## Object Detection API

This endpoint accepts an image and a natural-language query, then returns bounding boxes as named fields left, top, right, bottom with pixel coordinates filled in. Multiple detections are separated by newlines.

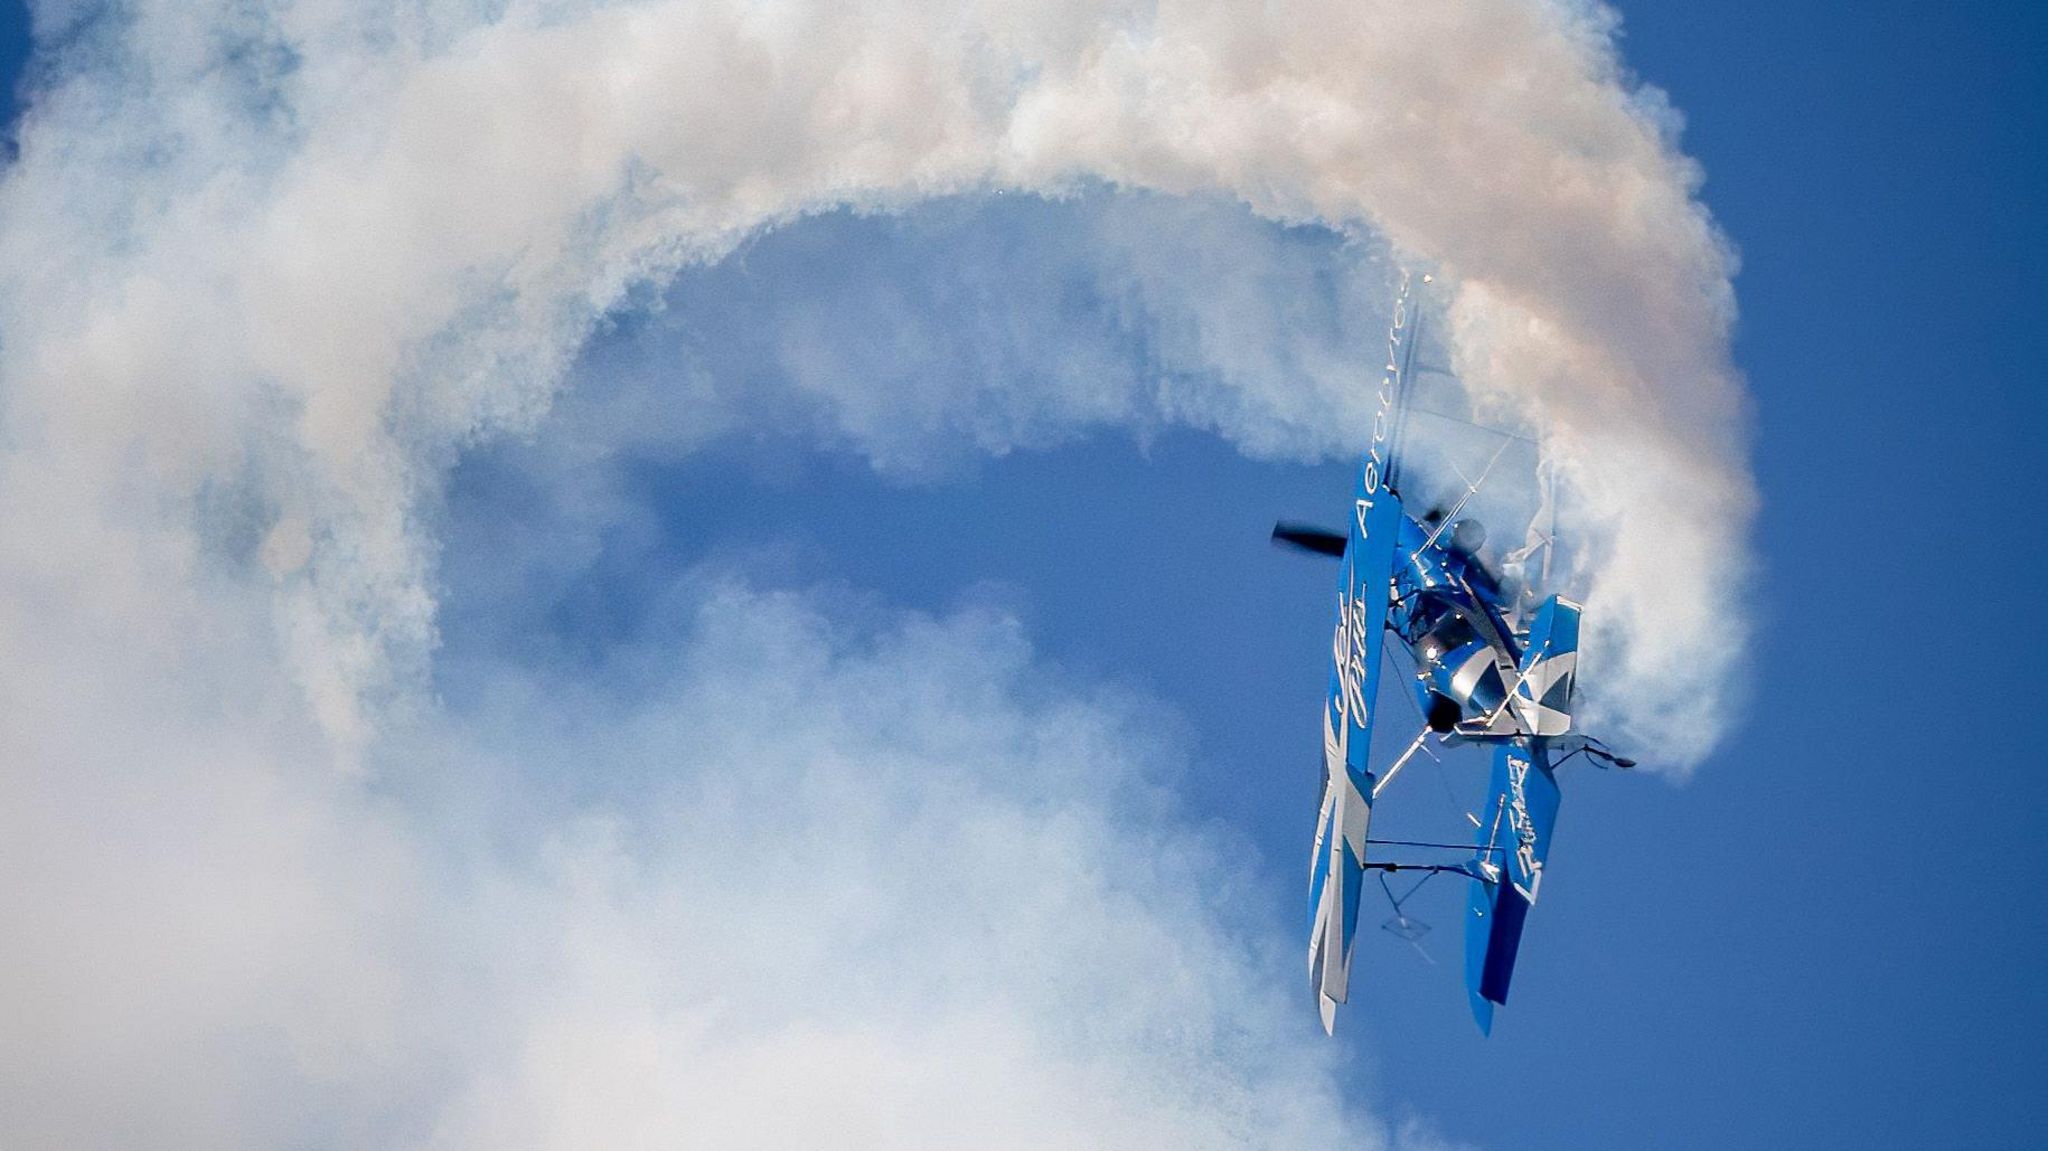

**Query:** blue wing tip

left=1469, top=991, right=1495, bottom=1036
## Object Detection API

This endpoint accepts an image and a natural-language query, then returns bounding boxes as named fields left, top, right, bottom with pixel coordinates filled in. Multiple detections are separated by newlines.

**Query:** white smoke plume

left=6, top=564, right=1425, bottom=1146
left=0, top=0, right=1749, bottom=1142
left=2, top=0, right=1749, bottom=763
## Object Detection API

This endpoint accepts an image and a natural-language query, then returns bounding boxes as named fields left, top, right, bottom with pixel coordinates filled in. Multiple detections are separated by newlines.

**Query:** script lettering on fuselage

left=1506, top=752, right=1543, bottom=901
left=1333, top=593, right=1371, bottom=726
left=1326, top=274, right=1413, bottom=764
left=1358, top=272, right=1404, bottom=511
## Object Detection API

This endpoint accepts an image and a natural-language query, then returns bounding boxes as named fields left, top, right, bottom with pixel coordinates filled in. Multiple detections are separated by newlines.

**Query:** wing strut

left=1370, top=726, right=1440, bottom=800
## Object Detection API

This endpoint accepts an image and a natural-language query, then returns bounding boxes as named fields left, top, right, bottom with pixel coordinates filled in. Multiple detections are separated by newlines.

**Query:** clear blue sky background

left=3, top=2, right=2042, bottom=1147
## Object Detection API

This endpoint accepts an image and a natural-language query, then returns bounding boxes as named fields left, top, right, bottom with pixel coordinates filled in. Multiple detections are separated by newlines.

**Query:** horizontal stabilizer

left=1510, top=596, right=1581, bottom=737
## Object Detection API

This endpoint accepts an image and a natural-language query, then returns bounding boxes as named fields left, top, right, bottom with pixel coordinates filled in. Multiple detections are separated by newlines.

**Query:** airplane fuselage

left=1385, top=513, right=1529, bottom=741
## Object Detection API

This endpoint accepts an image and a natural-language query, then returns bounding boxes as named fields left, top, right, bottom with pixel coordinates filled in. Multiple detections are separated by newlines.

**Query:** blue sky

left=0, top=1, right=2042, bottom=1148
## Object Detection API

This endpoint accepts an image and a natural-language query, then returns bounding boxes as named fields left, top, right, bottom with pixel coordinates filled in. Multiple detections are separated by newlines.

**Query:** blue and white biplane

left=1273, top=273, right=1634, bottom=1035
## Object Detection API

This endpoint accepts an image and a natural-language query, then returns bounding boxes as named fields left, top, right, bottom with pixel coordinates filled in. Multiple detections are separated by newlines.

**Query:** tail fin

left=1510, top=596, right=1580, bottom=737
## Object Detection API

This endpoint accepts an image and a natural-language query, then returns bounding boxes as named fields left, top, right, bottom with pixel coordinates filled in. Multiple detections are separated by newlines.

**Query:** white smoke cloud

left=3, top=564, right=1425, bottom=1147
left=2, top=0, right=1748, bottom=764
left=415, top=583, right=1380, bottom=1151
left=0, top=0, right=1751, bottom=1141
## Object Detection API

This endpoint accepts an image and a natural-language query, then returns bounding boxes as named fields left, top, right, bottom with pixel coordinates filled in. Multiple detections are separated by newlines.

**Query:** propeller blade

left=1271, top=522, right=1347, bottom=558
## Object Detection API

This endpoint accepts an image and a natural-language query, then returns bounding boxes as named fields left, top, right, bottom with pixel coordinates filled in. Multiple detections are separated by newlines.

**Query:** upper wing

left=1305, top=461, right=1405, bottom=1032
left=1306, top=274, right=1421, bottom=1033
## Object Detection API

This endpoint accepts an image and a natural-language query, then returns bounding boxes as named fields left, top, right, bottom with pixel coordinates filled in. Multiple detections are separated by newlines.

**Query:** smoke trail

left=1, top=0, right=1747, bottom=765
left=0, top=0, right=1749, bottom=1140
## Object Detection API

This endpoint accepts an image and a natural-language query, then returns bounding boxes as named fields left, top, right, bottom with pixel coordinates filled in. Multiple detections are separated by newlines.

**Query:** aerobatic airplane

left=1272, top=272, right=1633, bottom=1035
